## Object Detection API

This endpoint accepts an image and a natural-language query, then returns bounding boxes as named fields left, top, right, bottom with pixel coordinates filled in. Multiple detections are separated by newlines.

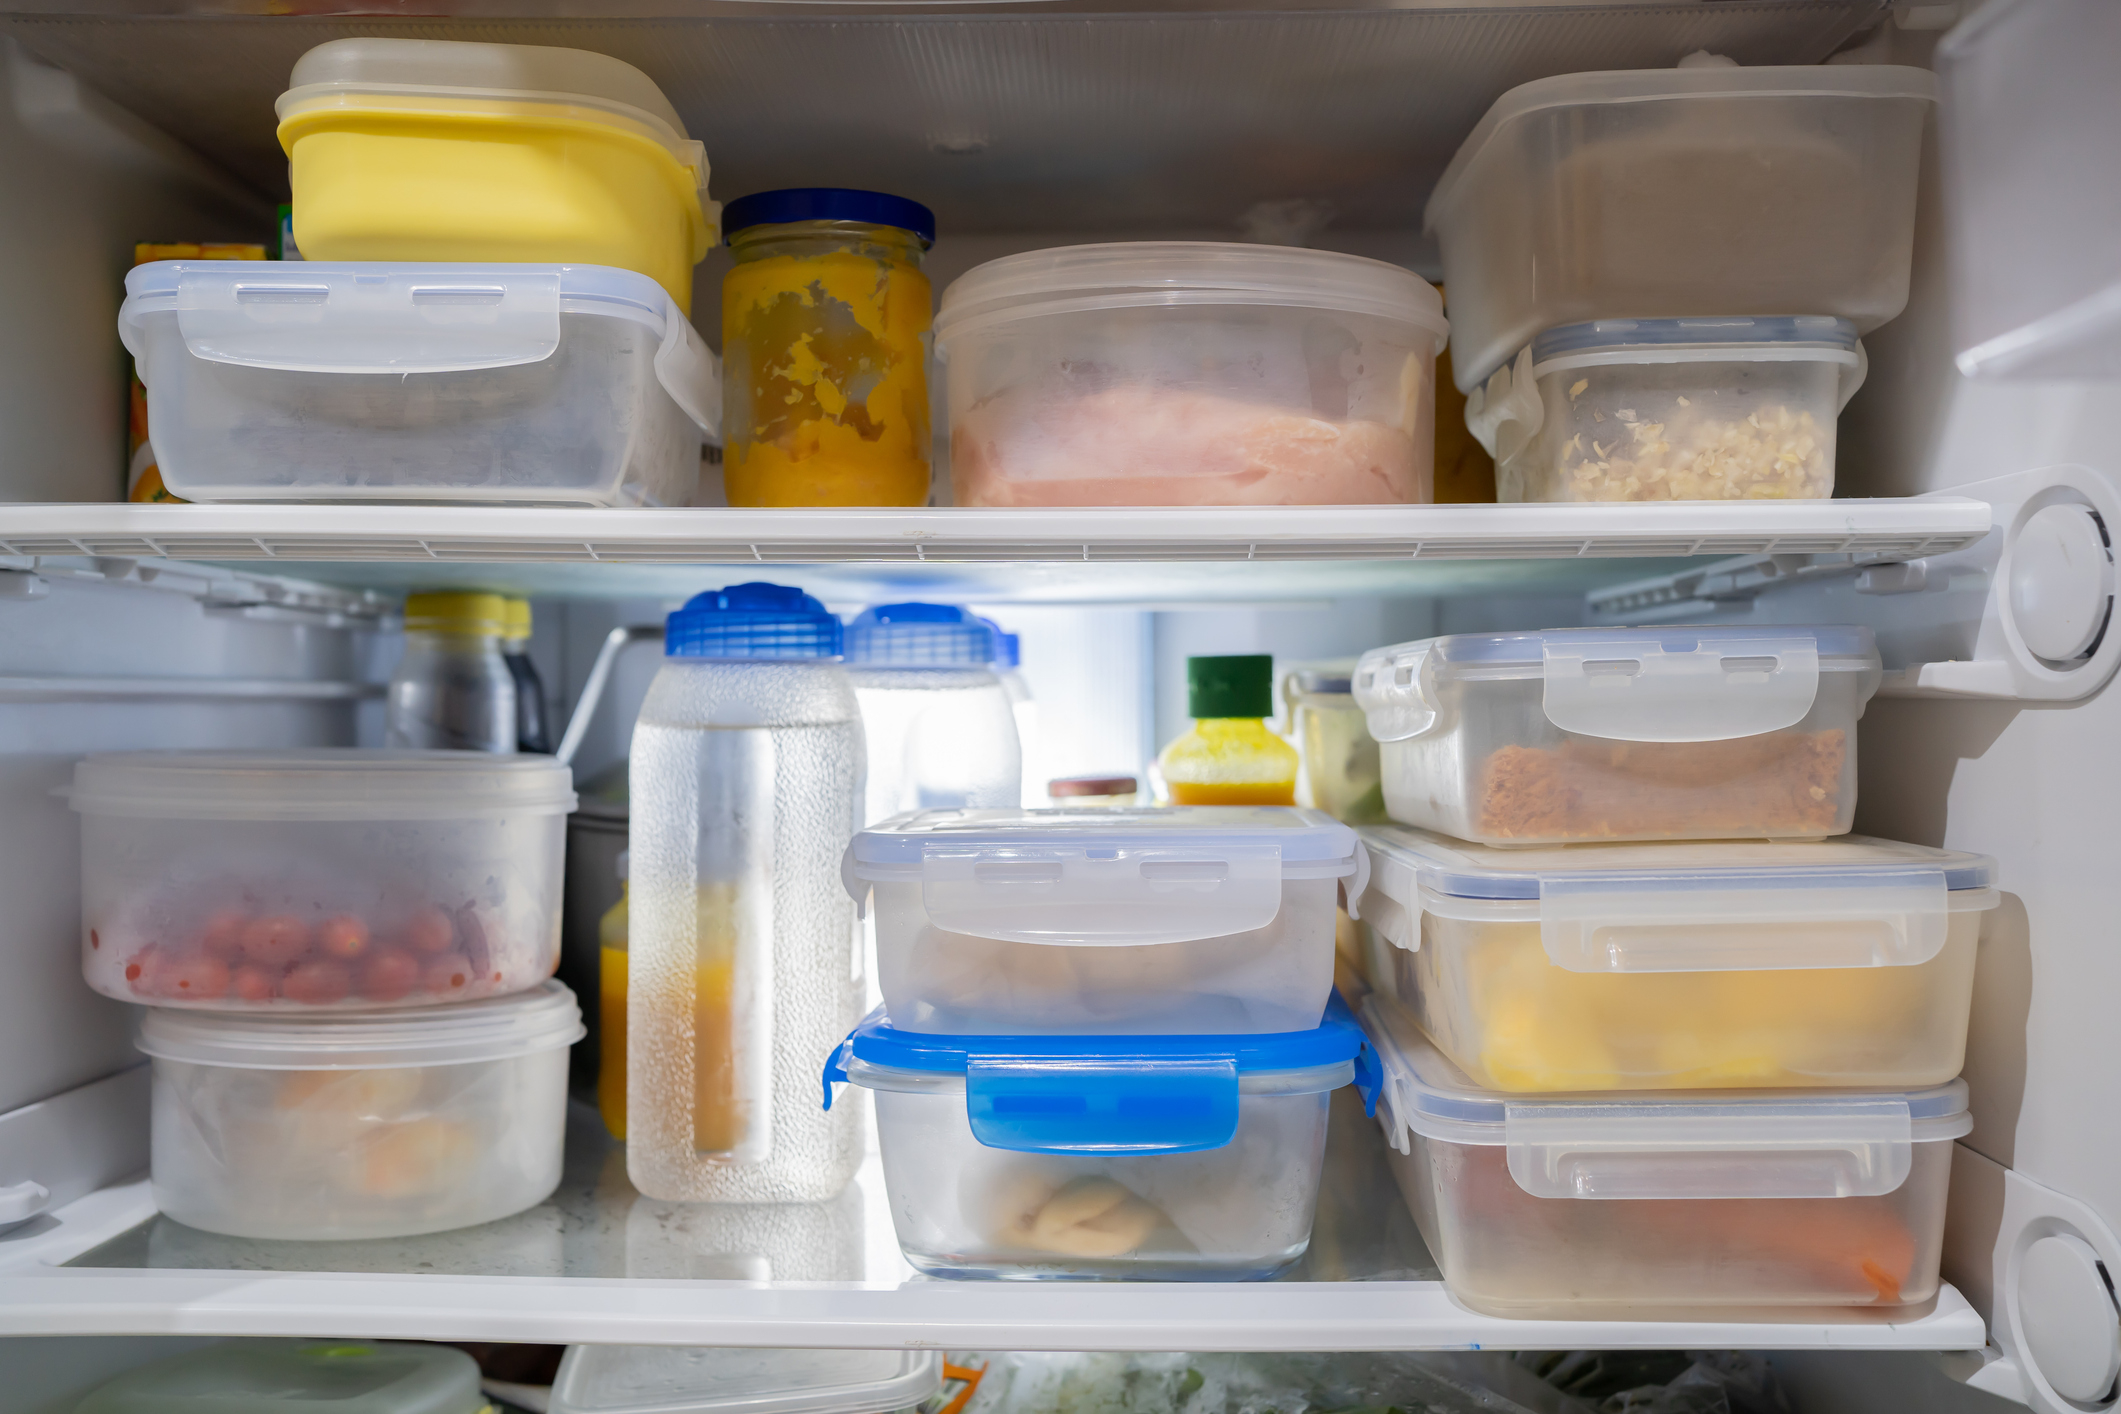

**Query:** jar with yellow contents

left=720, top=189, right=936, bottom=506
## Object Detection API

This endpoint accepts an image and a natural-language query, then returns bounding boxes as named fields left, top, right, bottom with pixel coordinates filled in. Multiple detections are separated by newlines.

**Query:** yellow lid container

left=404, top=591, right=510, bottom=637
left=277, top=39, right=715, bottom=314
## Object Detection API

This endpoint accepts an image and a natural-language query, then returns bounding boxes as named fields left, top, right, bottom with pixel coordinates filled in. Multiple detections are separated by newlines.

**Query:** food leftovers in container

left=1426, top=62, right=1936, bottom=392
left=1352, top=625, right=1882, bottom=845
left=843, top=806, right=1365, bottom=1035
left=1360, top=994, right=1969, bottom=1320
left=75, top=1340, right=488, bottom=1414
left=551, top=1346, right=940, bottom=1414
left=1354, top=825, right=1996, bottom=1093
left=73, top=750, right=574, bottom=1009
left=822, top=1001, right=1377, bottom=1279
left=1282, top=666, right=1385, bottom=823
left=1468, top=317, right=1866, bottom=503
left=139, top=981, right=582, bottom=1240
left=935, top=243, right=1447, bottom=506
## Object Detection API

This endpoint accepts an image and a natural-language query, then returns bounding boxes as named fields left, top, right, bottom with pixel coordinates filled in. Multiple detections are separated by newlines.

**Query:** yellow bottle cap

left=501, top=597, right=532, bottom=642
left=404, top=591, right=509, bottom=637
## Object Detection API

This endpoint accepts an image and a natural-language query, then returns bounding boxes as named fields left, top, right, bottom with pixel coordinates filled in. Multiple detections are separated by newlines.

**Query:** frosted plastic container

left=1354, top=825, right=1997, bottom=1093
left=846, top=604, right=1022, bottom=823
left=1360, top=995, right=1969, bottom=1320
left=552, top=1347, right=940, bottom=1414
left=1470, top=317, right=1867, bottom=504
left=139, top=980, right=582, bottom=1240
left=1281, top=667, right=1385, bottom=824
left=935, top=243, right=1448, bottom=506
left=1939, top=0, right=2121, bottom=379
left=72, top=750, right=574, bottom=1010
left=76, top=1340, right=486, bottom=1414
left=1425, top=65, right=1937, bottom=392
left=843, top=806, right=1365, bottom=1035
left=1352, top=625, right=1882, bottom=844
left=823, top=1002, right=1376, bottom=1279
left=119, top=261, right=719, bottom=505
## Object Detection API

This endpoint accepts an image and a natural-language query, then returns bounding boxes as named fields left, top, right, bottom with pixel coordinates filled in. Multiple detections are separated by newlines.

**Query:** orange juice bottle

left=595, top=857, right=630, bottom=1140
left=1157, top=655, right=1298, bottom=806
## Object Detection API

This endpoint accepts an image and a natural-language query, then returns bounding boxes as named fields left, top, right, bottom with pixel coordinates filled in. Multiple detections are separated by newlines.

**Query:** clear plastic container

left=76, top=1340, right=487, bottom=1414
left=844, top=806, right=1364, bottom=1035
left=1352, top=625, right=1883, bottom=845
left=1354, top=825, right=1997, bottom=1093
left=822, top=1002, right=1376, bottom=1279
left=1470, top=317, right=1867, bottom=504
left=935, top=242, right=1448, bottom=506
left=139, top=980, right=582, bottom=1240
left=1359, top=995, right=1969, bottom=1320
left=71, top=750, right=574, bottom=1010
left=552, top=1347, right=940, bottom=1414
left=388, top=592, right=517, bottom=753
left=119, top=261, right=719, bottom=505
left=846, top=604, right=1022, bottom=824
left=1281, top=666, right=1385, bottom=824
left=1425, top=64, right=1937, bottom=392
left=627, top=584, right=866, bottom=1203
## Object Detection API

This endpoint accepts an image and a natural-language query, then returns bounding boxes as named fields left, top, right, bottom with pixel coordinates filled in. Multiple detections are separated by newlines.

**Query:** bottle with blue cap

left=981, top=616, right=1040, bottom=806
left=844, top=602, right=1022, bottom=825
left=625, top=582, right=865, bottom=1203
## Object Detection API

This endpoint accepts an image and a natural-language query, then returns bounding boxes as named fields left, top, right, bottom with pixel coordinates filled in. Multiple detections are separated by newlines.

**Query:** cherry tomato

left=358, top=949, right=421, bottom=1004
left=422, top=953, right=473, bottom=995
left=200, top=910, right=248, bottom=959
left=159, top=954, right=231, bottom=1000
left=282, top=960, right=352, bottom=1005
left=123, top=946, right=160, bottom=995
left=317, top=915, right=370, bottom=960
left=403, top=906, right=456, bottom=955
left=240, top=915, right=311, bottom=967
left=231, top=964, right=280, bottom=1003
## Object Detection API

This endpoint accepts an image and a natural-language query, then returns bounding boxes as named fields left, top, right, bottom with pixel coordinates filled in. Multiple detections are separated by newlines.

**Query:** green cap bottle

left=1187, top=654, right=1274, bottom=719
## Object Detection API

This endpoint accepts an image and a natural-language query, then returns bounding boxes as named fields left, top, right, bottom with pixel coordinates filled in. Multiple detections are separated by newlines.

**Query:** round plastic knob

left=2010, top=504, right=2113, bottom=663
left=2018, top=1233, right=2121, bottom=1404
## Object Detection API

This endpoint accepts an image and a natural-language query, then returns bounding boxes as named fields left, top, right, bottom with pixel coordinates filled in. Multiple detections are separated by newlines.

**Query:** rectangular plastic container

left=1360, top=995, right=1969, bottom=1320
left=72, top=750, right=575, bottom=1010
left=551, top=1348, right=940, bottom=1414
left=843, top=806, right=1365, bottom=1035
left=934, top=243, right=1449, bottom=506
left=1352, top=625, right=1883, bottom=845
left=823, top=1003, right=1374, bottom=1279
left=1281, top=667, right=1386, bottom=824
left=1473, top=317, right=1867, bottom=503
left=1425, top=65, right=1937, bottom=393
left=119, top=261, right=720, bottom=505
left=1354, top=825, right=1996, bottom=1093
left=76, top=1341, right=487, bottom=1414
left=137, top=981, right=582, bottom=1240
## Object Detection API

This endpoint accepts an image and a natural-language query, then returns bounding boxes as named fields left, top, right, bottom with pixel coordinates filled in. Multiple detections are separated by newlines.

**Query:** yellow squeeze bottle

left=1158, top=655, right=1299, bottom=806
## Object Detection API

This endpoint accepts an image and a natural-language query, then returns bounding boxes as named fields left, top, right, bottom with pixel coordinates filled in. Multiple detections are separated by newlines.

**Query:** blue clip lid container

left=666, top=582, right=842, bottom=659
left=845, top=603, right=1000, bottom=667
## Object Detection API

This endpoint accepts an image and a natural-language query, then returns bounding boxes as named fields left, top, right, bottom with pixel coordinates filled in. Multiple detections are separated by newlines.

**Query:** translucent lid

left=69, top=749, right=577, bottom=821
left=1357, top=825, right=1998, bottom=974
left=844, top=603, right=999, bottom=666
left=1354, top=625, right=1882, bottom=746
left=933, top=242, right=1449, bottom=345
left=75, top=1340, right=484, bottom=1414
left=1361, top=994, right=1970, bottom=1201
left=851, top=806, right=1358, bottom=865
left=551, top=1348, right=941, bottom=1414
left=138, top=980, right=585, bottom=1069
left=825, top=998, right=1378, bottom=1156
left=665, top=582, right=842, bottom=660
left=1531, top=315, right=1861, bottom=364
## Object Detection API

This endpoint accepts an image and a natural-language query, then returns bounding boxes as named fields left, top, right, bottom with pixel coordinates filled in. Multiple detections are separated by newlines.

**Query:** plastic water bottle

left=844, top=603, right=1021, bottom=824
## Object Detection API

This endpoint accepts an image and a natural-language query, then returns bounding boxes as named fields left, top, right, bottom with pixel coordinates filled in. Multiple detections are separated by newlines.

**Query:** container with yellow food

left=720, top=189, right=936, bottom=506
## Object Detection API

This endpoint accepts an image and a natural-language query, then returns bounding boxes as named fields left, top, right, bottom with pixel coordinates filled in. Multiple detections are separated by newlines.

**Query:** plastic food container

left=843, top=806, right=1366, bottom=1035
left=1470, top=317, right=1866, bottom=503
left=277, top=38, right=715, bottom=313
left=935, top=243, right=1448, bottom=506
left=1352, top=625, right=1882, bottom=845
left=1355, top=825, right=1996, bottom=1093
left=119, top=261, right=719, bottom=506
left=1360, top=995, right=1969, bottom=1320
left=139, top=980, right=582, bottom=1240
left=552, top=1347, right=941, bottom=1414
left=73, top=750, right=575, bottom=1010
left=823, top=1002, right=1376, bottom=1279
left=1281, top=667, right=1385, bottom=824
left=76, top=1340, right=486, bottom=1414
left=1426, top=64, right=1937, bottom=393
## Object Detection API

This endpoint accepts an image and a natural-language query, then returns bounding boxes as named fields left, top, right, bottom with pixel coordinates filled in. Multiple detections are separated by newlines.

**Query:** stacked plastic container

left=1428, top=60, right=1934, bottom=502
left=829, top=805, right=1378, bottom=1278
left=70, top=750, right=584, bottom=1239
left=1348, top=624, right=1997, bottom=1320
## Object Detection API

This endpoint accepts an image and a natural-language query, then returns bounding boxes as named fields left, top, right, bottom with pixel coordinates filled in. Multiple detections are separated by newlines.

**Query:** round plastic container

left=139, top=980, right=582, bottom=1240
left=277, top=39, right=714, bottom=313
left=76, top=1340, right=487, bottom=1414
left=1472, top=317, right=1867, bottom=503
left=846, top=603, right=1022, bottom=824
left=823, top=1003, right=1375, bottom=1279
left=72, top=750, right=575, bottom=1010
left=935, top=243, right=1448, bottom=506
left=552, top=1347, right=940, bottom=1414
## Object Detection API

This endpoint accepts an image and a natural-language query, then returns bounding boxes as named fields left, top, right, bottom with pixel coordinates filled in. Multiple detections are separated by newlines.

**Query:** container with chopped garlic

left=1490, top=316, right=1865, bottom=503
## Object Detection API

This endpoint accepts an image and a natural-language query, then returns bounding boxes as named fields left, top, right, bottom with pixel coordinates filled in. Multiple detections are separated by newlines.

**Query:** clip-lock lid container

left=69, top=748, right=577, bottom=821
left=75, top=1340, right=485, bottom=1414
left=825, top=997, right=1378, bottom=1155
left=551, top=1348, right=941, bottom=1414
left=1359, top=825, right=1997, bottom=974
left=138, top=978, right=585, bottom=1069
left=1362, top=993, right=1970, bottom=1201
